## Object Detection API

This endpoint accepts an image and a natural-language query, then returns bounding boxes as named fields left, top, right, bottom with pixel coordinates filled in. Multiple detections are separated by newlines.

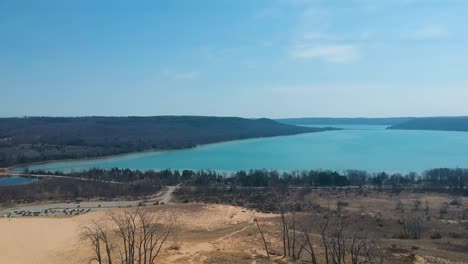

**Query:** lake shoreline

left=12, top=126, right=468, bottom=174
left=7, top=130, right=332, bottom=173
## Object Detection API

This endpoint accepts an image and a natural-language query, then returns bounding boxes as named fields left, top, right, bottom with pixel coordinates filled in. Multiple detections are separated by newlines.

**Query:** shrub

left=337, top=201, right=349, bottom=207
left=439, top=202, right=449, bottom=217
left=392, top=233, right=406, bottom=239
left=448, top=232, right=464, bottom=239
left=424, top=200, right=430, bottom=213
left=310, top=202, right=322, bottom=211
left=395, top=200, right=404, bottom=212
left=168, top=243, right=181, bottom=250
left=450, top=198, right=462, bottom=206
left=430, top=231, right=442, bottom=239
left=412, top=200, right=422, bottom=211
left=292, top=202, right=303, bottom=211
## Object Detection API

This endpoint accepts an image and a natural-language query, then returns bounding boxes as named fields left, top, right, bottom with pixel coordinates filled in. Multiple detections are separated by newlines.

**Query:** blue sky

left=1, top=0, right=467, bottom=118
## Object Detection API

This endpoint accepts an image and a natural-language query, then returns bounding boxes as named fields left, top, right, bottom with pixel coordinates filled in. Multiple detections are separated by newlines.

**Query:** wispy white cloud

left=412, top=25, right=449, bottom=39
left=283, top=1, right=362, bottom=64
left=290, top=44, right=359, bottom=63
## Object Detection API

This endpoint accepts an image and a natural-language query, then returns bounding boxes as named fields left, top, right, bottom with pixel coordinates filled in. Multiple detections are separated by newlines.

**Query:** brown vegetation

left=1, top=189, right=468, bottom=264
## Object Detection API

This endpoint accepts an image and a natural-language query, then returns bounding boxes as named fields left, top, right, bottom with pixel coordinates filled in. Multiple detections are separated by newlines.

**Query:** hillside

left=0, top=116, right=327, bottom=166
left=388, top=116, right=468, bottom=132
left=278, top=117, right=413, bottom=126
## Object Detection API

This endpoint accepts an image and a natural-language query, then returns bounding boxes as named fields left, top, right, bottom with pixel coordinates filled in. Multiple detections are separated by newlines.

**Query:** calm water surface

left=304, top=124, right=389, bottom=130
left=16, top=125, right=468, bottom=173
left=0, top=176, right=38, bottom=186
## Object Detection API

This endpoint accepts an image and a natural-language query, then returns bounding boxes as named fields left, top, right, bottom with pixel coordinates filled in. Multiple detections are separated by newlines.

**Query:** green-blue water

left=15, top=125, right=468, bottom=173
left=304, top=124, right=390, bottom=130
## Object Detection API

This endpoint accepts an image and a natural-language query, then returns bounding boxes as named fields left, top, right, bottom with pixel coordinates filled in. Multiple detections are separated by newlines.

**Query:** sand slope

left=0, top=204, right=273, bottom=264
left=0, top=217, right=84, bottom=264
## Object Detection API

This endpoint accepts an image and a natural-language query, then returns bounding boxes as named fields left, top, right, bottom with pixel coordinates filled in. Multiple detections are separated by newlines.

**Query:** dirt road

left=159, top=184, right=180, bottom=204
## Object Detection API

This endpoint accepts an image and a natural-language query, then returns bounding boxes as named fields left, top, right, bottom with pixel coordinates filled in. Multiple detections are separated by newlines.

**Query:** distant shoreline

left=1, top=116, right=329, bottom=169
left=7, top=130, right=333, bottom=172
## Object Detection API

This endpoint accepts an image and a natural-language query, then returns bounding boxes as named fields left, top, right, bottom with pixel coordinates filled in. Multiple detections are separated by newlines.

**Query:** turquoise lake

left=16, top=125, right=468, bottom=174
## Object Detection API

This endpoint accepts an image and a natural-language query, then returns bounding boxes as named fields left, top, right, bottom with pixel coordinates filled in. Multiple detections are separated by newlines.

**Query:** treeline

left=29, top=168, right=181, bottom=185
left=0, top=178, right=162, bottom=203
left=388, top=116, right=468, bottom=132
left=278, top=117, right=413, bottom=126
left=29, top=167, right=468, bottom=194
left=0, top=116, right=327, bottom=166
left=3, top=167, right=466, bottom=203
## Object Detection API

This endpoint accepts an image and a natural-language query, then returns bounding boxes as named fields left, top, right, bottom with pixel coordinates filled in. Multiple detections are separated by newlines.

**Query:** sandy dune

left=0, top=204, right=274, bottom=264
left=0, top=215, right=92, bottom=264
left=1, top=197, right=467, bottom=264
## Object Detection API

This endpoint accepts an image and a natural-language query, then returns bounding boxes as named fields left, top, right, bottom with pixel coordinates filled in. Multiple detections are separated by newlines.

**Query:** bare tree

left=280, top=205, right=288, bottom=258
left=277, top=203, right=306, bottom=261
left=328, top=221, right=346, bottom=264
left=250, top=212, right=270, bottom=259
left=300, top=212, right=384, bottom=264
left=283, top=211, right=304, bottom=260
left=290, top=212, right=298, bottom=260
left=349, top=231, right=366, bottom=264
left=81, top=220, right=114, bottom=264
left=401, top=214, right=423, bottom=239
left=82, top=208, right=175, bottom=264
left=110, top=208, right=174, bottom=264
left=320, top=214, right=331, bottom=264
left=299, top=215, right=318, bottom=264
left=363, top=238, right=384, bottom=264
left=348, top=231, right=384, bottom=264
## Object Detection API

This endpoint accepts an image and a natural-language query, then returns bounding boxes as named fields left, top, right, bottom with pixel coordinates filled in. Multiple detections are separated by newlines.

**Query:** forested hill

left=388, top=116, right=468, bottom=132
left=277, top=117, right=413, bottom=126
left=0, top=116, right=329, bottom=166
